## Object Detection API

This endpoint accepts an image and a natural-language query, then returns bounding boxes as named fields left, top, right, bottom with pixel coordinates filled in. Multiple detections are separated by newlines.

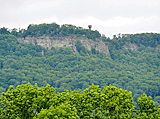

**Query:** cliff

left=17, top=35, right=110, bottom=55
left=17, top=35, right=160, bottom=56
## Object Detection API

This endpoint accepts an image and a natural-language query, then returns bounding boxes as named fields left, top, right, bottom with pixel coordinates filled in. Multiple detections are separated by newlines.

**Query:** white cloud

left=0, top=0, right=160, bottom=38
left=57, top=15, right=160, bottom=29
left=35, top=15, right=159, bottom=38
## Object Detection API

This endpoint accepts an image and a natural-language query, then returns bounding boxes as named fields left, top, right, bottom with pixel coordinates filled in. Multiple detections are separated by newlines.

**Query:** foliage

left=34, top=103, right=78, bottom=119
left=75, top=84, right=136, bottom=118
left=136, top=94, right=160, bottom=118
left=0, top=83, right=55, bottom=118
left=0, top=25, right=160, bottom=111
left=2, top=83, right=159, bottom=118
left=5, top=23, right=101, bottom=41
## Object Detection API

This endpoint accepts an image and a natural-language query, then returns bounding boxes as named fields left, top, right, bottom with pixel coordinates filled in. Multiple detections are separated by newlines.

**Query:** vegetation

left=0, top=23, right=101, bottom=41
left=0, top=83, right=160, bottom=118
left=0, top=23, right=160, bottom=118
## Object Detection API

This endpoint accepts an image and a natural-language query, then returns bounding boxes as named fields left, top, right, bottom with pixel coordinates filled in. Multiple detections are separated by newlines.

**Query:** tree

left=136, top=93, right=156, bottom=116
left=136, top=94, right=160, bottom=118
left=0, top=27, right=10, bottom=34
left=0, top=83, right=137, bottom=118
left=34, top=103, right=78, bottom=119
left=75, top=40, right=82, bottom=52
left=0, top=83, right=56, bottom=119
left=11, top=28, right=18, bottom=36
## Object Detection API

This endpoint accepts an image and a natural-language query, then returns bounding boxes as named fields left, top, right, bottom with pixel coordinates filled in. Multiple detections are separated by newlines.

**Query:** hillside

left=0, top=23, right=160, bottom=109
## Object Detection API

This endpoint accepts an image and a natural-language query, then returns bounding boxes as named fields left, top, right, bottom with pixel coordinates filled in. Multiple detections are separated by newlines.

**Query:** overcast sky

left=0, top=0, right=160, bottom=38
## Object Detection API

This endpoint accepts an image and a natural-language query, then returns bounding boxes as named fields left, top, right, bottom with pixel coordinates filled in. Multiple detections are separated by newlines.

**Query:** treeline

left=103, top=33, right=160, bottom=59
left=1, top=23, right=160, bottom=47
left=102, top=33, right=160, bottom=48
left=0, top=23, right=101, bottom=41
left=0, top=83, right=160, bottom=118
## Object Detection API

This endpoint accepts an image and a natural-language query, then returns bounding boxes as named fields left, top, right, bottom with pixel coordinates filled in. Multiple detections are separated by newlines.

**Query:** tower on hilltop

left=88, top=25, right=92, bottom=30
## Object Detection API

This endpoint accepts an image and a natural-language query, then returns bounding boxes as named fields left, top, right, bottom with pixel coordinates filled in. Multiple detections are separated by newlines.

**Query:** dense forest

left=0, top=23, right=160, bottom=118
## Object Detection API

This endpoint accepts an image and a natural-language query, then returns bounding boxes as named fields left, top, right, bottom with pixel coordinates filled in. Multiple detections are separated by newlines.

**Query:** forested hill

left=0, top=23, right=160, bottom=108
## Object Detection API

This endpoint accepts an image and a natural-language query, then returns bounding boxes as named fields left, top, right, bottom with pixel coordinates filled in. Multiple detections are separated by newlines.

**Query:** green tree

left=136, top=93, right=155, bottom=116
left=34, top=103, right=78, bottom=119
left=0, top=27, right=10, bottom=34
left=0, top=83, right=56, bottom=119
left=1, top=83, right=160, bottom=118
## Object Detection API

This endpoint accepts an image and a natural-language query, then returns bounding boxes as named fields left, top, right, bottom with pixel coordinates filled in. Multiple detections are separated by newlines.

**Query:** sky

left=0, top=0, right=160, bottom=38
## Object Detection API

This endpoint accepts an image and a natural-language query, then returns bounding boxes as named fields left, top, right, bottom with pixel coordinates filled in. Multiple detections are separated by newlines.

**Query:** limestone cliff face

left=123, top=43, right=160, bottom=51
left=156, top=45, right=160, bottom=50
left=17, top=35, right=110, bottom=55
left=16, top=35, right=160, bottom=56
left=123, top=43, right=138, bottom=51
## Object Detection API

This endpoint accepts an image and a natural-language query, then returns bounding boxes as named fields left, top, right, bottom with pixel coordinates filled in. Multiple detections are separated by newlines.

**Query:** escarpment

left=17, top=35, right=110, bottom=55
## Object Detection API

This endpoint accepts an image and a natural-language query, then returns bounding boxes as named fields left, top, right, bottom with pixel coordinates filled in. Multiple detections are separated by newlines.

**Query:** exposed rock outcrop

left=17, top=35, right=110, bottom=55
left=123, top=43, right=138, bottom=51
left=156, top=45, right=160, bottom=51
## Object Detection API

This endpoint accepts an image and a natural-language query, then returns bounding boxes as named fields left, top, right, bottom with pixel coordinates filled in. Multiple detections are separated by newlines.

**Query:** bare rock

left=17, top=35, right=110, bottom=55
left=123, top=43, right=138, bottom=51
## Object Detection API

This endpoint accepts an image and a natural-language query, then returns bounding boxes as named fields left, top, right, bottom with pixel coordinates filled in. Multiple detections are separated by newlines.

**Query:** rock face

left=123, top=43, right=138, bottom=51
left=156, top=45, right=160, bottom=51
left=17, top=35, right=110, bottom=55
left=123, top=43, right=160, bottom=51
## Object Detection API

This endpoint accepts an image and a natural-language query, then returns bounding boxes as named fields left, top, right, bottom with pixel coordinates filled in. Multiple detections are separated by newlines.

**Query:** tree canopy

left=1, top=83, right=160, bottom=118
